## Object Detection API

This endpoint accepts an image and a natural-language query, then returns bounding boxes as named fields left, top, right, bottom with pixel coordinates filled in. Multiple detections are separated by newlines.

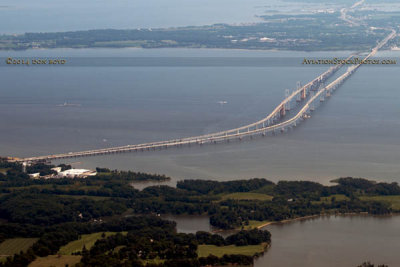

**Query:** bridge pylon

left=280, top=104, right=286, bottom=117
left=296, top=81, right=301, bottom=90
left=326, top=88, right=331, bottom=98
left=285, top=89, right=291, bottom=111
left=301, top=87, right=307, bottom=100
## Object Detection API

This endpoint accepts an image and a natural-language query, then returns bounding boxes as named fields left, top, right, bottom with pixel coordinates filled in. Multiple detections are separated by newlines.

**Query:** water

left=160, top=214, right=400, bottom=266
left=0, top=0, right=345, bottom=34
left=1, top=48, right=400, bottom=266
left=0, top=0, right=270, bottom=34
left=256, top=215, right=400, bottom=267
left=1, top=48, right=400, bottom=187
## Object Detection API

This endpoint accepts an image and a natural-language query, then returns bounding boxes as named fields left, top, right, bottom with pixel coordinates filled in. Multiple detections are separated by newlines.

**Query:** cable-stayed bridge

left=17, top=30, right=396, bottom=163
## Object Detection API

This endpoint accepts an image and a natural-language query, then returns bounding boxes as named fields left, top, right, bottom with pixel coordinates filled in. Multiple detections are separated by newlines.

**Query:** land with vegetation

left=0, top=159, right=400, bottom=266
left=1, top=9, right=399, bottom=51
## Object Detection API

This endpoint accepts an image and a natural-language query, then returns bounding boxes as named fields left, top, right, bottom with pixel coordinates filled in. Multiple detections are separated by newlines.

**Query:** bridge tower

left=326, top=87, right=331, bottom=98
left=301, top=87, right=307, bottom=100
left=296, top=81, right=301, bottom=90
left=285, top=89, right=291, bottom=111
left=280, top=104, right=286, bottom=117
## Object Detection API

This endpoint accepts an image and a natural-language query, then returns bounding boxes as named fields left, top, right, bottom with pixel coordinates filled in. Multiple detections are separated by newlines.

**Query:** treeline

left=331, top=177, right=400, bottom=196
left=0, top=216, right=175, bottom=266
left=135, top=177, right=399, bottom=229
left=0, top=192, right=127, bottom=225
left=1, top=160, right=399, bottom=266
left=96, top=168, right=170, bottom=181
left=177, top=178, right=273, bottom=194
left=0, top=161, right=68, bottom=183
left=0, top=12, right=388, bottom=52
left=0, top=216, right=270, bottom=267
left=26, top=163, right=68, bottom=176
left=76, top=221, right=269, bottom=267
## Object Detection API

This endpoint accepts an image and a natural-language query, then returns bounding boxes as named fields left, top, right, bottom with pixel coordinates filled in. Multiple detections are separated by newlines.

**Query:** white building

left=28, top=173, right=40, bottom=179
left=58, top=169, right=97, bottom=178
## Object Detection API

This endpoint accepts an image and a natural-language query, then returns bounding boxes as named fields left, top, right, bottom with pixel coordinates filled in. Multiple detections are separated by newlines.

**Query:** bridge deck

left=18, top=29, right=396, bottom=163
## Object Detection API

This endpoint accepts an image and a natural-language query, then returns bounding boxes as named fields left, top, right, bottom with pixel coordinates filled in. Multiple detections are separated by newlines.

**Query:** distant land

left=1, top=11, right=399, bottom=51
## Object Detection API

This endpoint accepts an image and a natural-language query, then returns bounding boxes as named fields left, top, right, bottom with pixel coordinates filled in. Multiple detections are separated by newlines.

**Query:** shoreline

left=0, top=46, right=363, bottom=54
left=257, top=212, right=399, bottom=229
left=211, top=212, right=399, bottom=234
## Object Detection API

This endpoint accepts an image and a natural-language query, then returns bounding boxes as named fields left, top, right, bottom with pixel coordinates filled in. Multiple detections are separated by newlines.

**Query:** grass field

left=142, top=258, right=165, bottom=265
left=221, top=192, right=273, bottom=201
left=198, top=244, right=266, bottom=258
left=58, top=232, right=127, bottom=255
left=29, top=255, right=82, bottom=267
left=0, top=238, right=38, bottom=258
left=240, top=220, right=271, bottom=230
left=360, top=195, right=400, bottom=211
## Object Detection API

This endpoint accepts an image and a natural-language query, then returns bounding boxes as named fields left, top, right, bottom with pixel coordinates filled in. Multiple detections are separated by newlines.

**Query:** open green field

left=0, top=238, right=38, bottom=259
left=142, top=258, right=165, bottom=265
left=241, top=220, right=271, bottom=230
left=58, top=232, right=127, bottom=255
left=221, top=192, right=273, bottom=201
left=197, top=244, right=266, bottom=258
left=360, top=195, right=400, bottom=211
left=29, top=255, right=82, bottom=267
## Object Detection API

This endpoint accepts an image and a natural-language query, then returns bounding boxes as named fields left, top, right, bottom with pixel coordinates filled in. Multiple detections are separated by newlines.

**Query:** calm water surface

left=163, top=214, right=400, bottom=266
left=1, top=48, right=400, bottom=266
left=0, top=0, right=344, bottom=34
left=256, top=215, right=400, bottom=267
left=0, top=0, right=286, bottom=34
left=1, top=48, right=399, bottom=187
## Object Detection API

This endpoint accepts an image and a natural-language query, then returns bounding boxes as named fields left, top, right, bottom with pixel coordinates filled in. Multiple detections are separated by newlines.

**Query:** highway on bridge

left=16, top=29, right=397, bottom=163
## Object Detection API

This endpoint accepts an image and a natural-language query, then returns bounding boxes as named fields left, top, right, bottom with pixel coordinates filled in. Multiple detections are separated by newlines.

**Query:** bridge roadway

left=18, top=30, right=396, bottom=163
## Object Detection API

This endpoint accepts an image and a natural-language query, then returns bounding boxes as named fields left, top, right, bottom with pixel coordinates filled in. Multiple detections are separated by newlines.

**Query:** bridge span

left=17, top=30, right=396, bottom=163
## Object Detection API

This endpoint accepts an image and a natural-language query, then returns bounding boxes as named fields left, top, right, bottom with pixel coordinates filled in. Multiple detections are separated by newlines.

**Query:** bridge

left=17, top=29, right=396, bottom=163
